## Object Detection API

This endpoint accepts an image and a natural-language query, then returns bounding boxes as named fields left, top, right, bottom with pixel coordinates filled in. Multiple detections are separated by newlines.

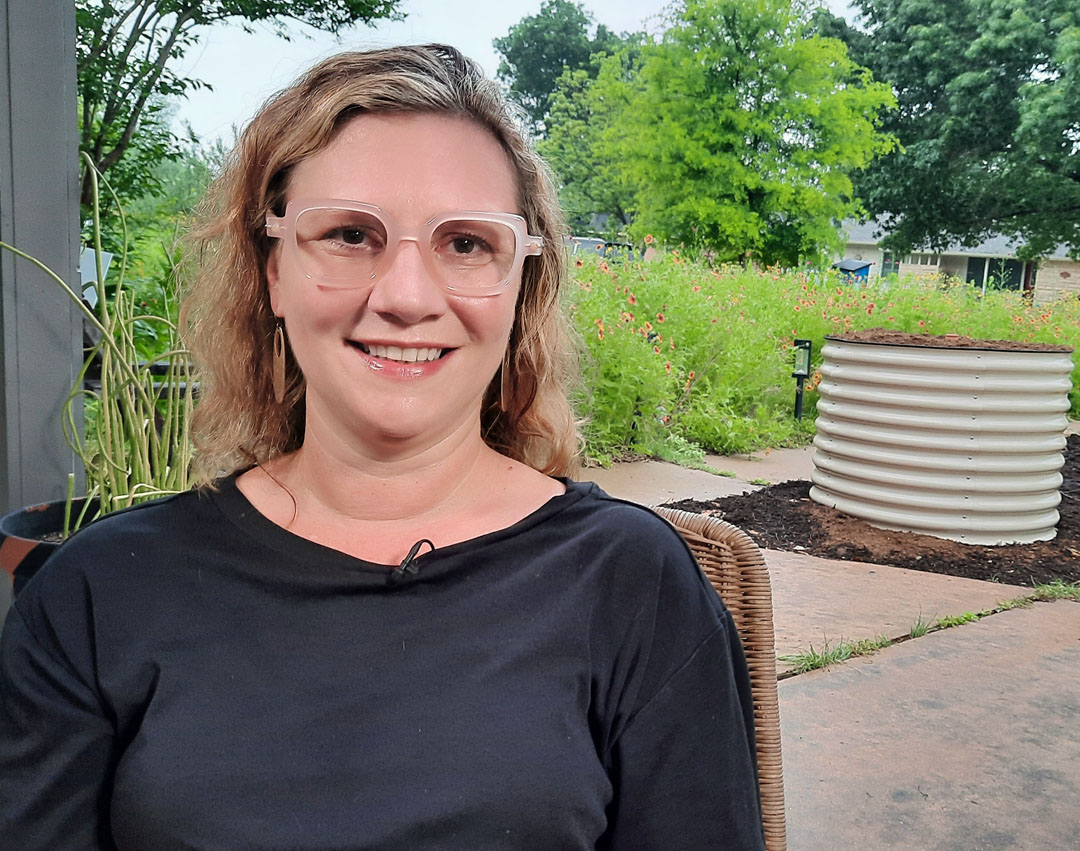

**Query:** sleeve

left=596, top=516, right=766, bottom=851
left=603, top=611, right=765, bottom=850
left=0, top=596, right=116, bottom=849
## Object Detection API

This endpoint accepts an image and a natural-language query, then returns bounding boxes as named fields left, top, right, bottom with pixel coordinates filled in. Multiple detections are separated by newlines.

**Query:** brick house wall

left=1034, top=260, right=1080, bottom=304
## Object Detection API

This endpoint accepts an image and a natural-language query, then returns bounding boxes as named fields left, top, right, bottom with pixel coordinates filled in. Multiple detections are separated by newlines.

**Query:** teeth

left=364, top=344, right=443, bottom=363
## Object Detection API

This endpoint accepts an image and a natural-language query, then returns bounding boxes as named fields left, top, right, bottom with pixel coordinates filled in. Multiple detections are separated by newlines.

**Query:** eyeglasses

left=265, top=199, right=544, bottom=297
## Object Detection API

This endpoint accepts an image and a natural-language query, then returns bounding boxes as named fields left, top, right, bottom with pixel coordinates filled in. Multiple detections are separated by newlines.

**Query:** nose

left=364, top=237, right=447, bottom=324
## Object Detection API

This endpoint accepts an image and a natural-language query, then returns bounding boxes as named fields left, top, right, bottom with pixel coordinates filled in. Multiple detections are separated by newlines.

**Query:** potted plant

left=0, top=156, right=194, bottom=597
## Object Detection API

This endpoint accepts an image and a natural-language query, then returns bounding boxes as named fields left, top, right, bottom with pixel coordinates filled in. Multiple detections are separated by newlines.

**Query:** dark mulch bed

left=662, top=435, right=1080, bottom=587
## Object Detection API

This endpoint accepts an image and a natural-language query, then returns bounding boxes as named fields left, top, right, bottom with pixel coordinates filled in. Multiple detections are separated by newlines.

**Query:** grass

left=779, top=581, right=1079, bottom=677
left=932, top=612, right=979, bottom=629
left=748, top=477, right=772, bottom=486
left=779, top=634, right=893, bottom=675
left=908, top=613, right=931, bottom=639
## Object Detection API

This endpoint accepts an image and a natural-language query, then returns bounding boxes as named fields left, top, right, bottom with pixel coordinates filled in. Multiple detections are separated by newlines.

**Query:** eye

left=330, top=227, right=375, bottom=246
left=450, top=235, right=485, bottom=255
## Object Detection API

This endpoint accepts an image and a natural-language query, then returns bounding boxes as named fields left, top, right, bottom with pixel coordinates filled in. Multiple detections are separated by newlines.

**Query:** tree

left=76, top=0, right=402, bottom=212
left=493, top=0, right=627, bottom=134
left=818, top=0, right=1080, bottom=257
left=547, top=0, right=895, bottom=265
left=538, top=53, right=642, bottom=234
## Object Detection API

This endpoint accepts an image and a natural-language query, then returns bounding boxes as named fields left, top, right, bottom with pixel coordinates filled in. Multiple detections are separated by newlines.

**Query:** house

left=838, top=220, right=1080, bottom=304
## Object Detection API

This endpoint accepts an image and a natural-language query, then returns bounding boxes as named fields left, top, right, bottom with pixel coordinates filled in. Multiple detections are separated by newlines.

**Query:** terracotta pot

left=0, top=498, right=97, bottom=596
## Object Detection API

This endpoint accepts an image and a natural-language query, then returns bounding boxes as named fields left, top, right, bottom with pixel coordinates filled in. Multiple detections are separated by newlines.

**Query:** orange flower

left=665, top=361, right=672, bottom=373
left=684, top=379, right=692, bottom=391
left=866, top=307, right=873, bottom=315
left=643, top=321, right=653, bottom=331
left=600, top=262, right=610, bottom=273
left=574, top=259, right=584, bottom=267
left=918, top=320, right=926, bottom=327
left=644, top=234, right=655, bottom=244
left=627, top=293, right=637, bottom=305
left=597, top=330, right=604, bottom=340
left=794, top=305, right=801, bottom=312
left=653, top=345, right=661, bottom=354
left=688, top=370, right=696, bottom=379
left=656, top=313, right=666, bottom=323
left=692, top=286, right=701, bottom=292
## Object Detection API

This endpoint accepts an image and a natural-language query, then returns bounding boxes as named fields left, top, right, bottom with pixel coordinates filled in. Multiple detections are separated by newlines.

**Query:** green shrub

left=568, top=252, right=1080, bottom=464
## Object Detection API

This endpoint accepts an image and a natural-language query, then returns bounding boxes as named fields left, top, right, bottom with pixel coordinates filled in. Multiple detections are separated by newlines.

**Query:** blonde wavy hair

left=182, top=44, right=579, bottom=485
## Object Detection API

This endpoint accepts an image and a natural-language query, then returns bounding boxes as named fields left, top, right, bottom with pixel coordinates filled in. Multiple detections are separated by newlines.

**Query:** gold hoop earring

left=272, top=321, right=287, bottom=404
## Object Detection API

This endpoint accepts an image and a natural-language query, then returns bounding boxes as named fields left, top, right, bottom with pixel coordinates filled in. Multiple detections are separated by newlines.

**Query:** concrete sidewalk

left=582, top=445, right=1080, bottom=850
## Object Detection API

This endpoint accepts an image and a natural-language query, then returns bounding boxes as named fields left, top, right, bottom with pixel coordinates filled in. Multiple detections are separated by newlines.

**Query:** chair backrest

left=653, top=506, right=787, bottom=851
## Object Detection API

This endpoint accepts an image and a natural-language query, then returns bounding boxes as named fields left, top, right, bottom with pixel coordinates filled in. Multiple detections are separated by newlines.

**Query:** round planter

left=810, top=331, right=1074, bottom=545
left=0, top=497, right=97, bottom=597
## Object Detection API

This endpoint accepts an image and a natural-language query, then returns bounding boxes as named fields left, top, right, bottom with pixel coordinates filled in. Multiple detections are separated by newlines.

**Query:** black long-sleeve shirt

left=0, top=477, right=764, bottom=849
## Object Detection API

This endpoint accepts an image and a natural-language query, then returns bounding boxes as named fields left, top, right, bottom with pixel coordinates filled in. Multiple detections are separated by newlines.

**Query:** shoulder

left=15, top=488, right=218, bottom=608
left=555, top=479, right=722, bottom=620
left=558, top=478, right=693, bottom=560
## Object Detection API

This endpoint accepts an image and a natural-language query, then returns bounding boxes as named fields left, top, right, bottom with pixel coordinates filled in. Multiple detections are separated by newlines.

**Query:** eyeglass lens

left=292, top=208, right=518, bottom=290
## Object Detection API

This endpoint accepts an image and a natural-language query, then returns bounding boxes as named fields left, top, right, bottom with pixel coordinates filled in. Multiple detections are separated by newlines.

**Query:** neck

left=266, top=415, right=499, bottom=526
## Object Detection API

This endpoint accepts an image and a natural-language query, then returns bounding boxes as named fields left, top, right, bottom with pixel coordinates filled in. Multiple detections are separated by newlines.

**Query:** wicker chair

left=653, top=507, right=787, bottom=851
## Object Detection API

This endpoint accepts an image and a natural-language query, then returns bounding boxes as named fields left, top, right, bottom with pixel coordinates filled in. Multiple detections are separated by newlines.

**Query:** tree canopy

left=493, top=0, right=627, bottom=134
left=76, top=0, right=402, bottom=213
left=543, top=0, right=896, bottom=264
left=817, top=0, right=1080, bottom=257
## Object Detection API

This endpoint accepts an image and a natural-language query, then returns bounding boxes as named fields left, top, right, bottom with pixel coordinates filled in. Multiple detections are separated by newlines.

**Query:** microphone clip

left=389, top=538, right=435, bottom=584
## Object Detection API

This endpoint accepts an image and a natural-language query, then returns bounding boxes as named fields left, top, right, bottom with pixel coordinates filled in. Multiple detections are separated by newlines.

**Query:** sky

left=176, top=0, right=856, bottom=142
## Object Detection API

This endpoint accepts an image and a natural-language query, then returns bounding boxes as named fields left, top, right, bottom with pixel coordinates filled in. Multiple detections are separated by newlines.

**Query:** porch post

left=0, top=0, right=82, bottom=515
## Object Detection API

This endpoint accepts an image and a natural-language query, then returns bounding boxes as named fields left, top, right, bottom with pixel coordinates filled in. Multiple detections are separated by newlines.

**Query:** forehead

left=285, top=113, right=521, bottom=217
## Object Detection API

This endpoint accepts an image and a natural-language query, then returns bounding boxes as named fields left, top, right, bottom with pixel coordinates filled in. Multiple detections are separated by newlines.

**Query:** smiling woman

left=0, top=45, right=765, bottom=850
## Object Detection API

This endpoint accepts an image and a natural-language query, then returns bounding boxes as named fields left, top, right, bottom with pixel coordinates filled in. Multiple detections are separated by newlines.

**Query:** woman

left=0, top=45, right=764, bottom=849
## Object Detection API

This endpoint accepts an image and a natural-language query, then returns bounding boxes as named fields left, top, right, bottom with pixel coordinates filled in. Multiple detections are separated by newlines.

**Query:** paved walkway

left=582, top=443, right=1080, bottom=850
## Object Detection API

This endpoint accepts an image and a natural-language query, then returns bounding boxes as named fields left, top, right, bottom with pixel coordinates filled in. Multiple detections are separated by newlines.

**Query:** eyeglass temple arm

left=265, top=215, right=286, bottom=238
left=525, top=236, right=544, bottom=255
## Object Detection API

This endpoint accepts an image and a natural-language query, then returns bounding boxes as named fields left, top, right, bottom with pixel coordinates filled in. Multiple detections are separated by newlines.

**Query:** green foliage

left=0, top=158, right=195, bottom=529
left=545, top=0, right=896, bottom=265
left=493, top=0, right=628, bottom=134
left=779, top=634, right=893, bottom=674
left=821, top=0, right=1080, bottom=257
left=105, top=138, right=224, bottom=358
left=1029, top=581, right=1080, bottom=602
left=569, top=252, right=1080, bottom=464
left=908, top=613, right=930, bottom=638
left=539, top=65, right=637, bottom=235
left=933, top=612, right=979, bottom=629
left=77, top=0, right=402, bottom=224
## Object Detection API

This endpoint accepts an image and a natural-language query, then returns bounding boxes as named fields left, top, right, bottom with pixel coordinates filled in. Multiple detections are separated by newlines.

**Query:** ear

left=266, top=241, right=284, bottom=317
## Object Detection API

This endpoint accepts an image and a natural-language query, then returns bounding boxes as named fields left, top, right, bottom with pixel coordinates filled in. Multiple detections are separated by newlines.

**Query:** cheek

left=458, top=297, right=517, bottom=347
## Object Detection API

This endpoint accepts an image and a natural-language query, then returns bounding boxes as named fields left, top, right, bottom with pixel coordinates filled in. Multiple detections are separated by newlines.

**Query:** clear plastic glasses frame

left=265, top=198, right=544, bottom=297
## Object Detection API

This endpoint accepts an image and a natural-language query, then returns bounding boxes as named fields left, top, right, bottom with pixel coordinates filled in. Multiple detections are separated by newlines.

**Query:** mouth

left=348, top=341, right=450, bottom=364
